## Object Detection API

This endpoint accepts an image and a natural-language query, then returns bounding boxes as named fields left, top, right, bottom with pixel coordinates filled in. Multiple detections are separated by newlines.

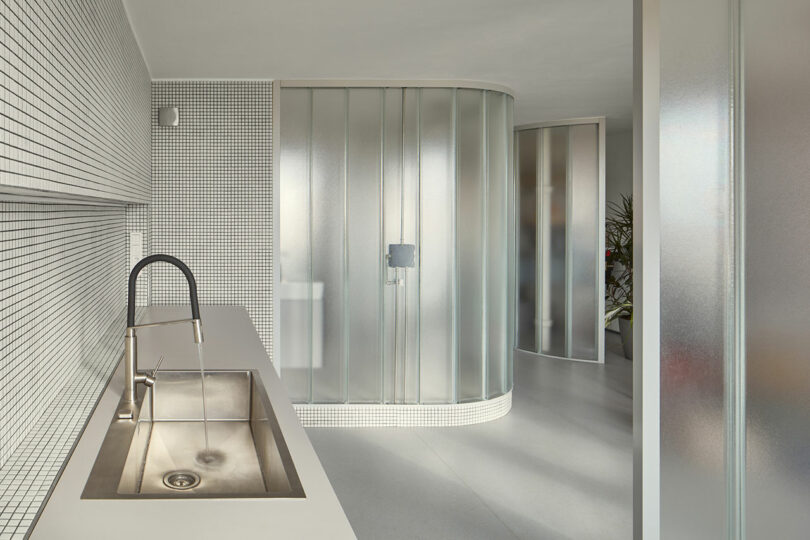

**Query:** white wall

left=606, top=127, right=634, bottom=212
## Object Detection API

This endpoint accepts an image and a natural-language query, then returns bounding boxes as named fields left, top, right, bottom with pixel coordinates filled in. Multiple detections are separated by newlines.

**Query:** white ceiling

left=124, top=0, right=632, bottom=129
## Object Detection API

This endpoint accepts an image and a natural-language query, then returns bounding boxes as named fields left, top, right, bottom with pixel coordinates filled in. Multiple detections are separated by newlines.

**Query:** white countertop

left=32, top=306, right=356, bottom=540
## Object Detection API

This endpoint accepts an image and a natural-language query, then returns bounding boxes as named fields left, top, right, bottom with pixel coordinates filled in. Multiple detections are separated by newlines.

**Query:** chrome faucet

left=123, top=255, right=204, bottom=409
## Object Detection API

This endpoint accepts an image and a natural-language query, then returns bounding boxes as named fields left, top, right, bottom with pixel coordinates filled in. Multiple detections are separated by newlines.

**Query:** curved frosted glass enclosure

left=279, top=84, right=514, bottom=405
left=515, top=120, right=605, bottom=362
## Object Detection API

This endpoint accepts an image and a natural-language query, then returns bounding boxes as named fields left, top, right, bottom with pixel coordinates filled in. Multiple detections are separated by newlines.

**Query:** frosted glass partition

left=745, top=0, right=810, bottom=535
left=515, top=120, right=604, bottom=362
left=279, top=85, right=514, bottom=405
left=637, top=0, right=810, bottom=536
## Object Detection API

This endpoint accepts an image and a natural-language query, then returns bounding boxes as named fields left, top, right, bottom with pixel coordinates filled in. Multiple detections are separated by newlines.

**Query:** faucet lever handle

left=151, top=355, right=165, bottom=379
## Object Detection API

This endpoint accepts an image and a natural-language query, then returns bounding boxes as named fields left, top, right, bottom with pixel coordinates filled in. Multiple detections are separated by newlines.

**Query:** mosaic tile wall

left=150, top=81, right=274, bottom=359
left=0, top=0, right=150, bottom=201
left=0, top=1, right=149, bottom=537
left=0, top=203, right=127, bottom=538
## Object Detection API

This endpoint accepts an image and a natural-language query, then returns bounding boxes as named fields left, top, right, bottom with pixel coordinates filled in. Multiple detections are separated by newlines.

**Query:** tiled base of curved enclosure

left=294, top=391, right=512, bottom=427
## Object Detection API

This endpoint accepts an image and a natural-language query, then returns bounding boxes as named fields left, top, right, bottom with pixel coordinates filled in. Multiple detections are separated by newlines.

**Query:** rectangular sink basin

left=83, top=370, right=304, bottom=499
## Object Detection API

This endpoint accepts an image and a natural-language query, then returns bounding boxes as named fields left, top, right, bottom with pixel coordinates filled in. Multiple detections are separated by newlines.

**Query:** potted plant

left=605, top=194, right=633, bottom=359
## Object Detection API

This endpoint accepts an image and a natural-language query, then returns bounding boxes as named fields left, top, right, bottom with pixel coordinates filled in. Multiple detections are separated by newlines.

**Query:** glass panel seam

left=307, top=88, right=314, bottom=403
left=535, top=128, right=543, bottom=354
left=513, top=130, right=522, bottom=351
left=416, top=88, right=422, bottom=404
left=342, top=88, right=350, bottom=404
left=452, top=88, right=459, bottom=404
left=564, top=128, right=574, bottom=358
left=379, top=88, right=386, bottom=404
left=501, top=94, right=504, bottom=394
left=728, top=0, right=746, bottom=536
left=400, top=89, right=407, bottom=403
left=481, top=91, right=489, bottom=400
left=595, top=122, right=606, bottom=364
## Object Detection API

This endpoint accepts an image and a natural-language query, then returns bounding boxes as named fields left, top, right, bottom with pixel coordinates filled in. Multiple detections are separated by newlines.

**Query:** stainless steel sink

left=83, top=370, right=304, bottom=499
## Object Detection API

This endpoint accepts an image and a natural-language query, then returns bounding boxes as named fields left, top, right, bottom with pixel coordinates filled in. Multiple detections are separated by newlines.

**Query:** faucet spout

left=123, top=255, right=203, bottom=404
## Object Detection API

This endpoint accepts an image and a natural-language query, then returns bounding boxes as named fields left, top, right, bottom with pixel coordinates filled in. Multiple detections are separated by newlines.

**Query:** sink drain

left=163, top=471, right=200, bottom=490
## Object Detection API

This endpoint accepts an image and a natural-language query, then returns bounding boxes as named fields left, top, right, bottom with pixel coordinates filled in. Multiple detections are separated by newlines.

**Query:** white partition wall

left=277, top=83, right=514, bottom=424
left=515, top=119, right=605, bottom=363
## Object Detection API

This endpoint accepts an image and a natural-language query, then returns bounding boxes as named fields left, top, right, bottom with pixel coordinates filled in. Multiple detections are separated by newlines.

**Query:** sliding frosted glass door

left=515, top=120, right=604, bottom=362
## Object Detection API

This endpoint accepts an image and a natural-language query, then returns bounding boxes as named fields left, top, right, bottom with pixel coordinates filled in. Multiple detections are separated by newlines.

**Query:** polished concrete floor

left=306, top=332, right=633, bottom=540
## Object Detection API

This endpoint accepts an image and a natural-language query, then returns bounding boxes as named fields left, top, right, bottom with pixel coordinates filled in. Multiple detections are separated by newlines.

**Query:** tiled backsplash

left=0, top=202, right=126, bottom=464
left=150, top=81, right=274, bottom=358
left=0, top=1, right=150, bottom=537
left=126, top=203, right=151, bottom=306
left=0, top=203, right=127, bottom=536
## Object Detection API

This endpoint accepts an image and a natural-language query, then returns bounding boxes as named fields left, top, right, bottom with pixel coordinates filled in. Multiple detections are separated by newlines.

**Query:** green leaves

left=605, top=194, right=633, bottom=326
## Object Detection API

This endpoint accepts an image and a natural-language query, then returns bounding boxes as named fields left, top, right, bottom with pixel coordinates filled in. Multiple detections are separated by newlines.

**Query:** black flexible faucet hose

left=127, top=254, right=200, bottom=327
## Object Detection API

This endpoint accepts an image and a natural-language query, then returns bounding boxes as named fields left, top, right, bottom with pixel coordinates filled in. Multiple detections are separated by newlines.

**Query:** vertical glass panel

left=310, top=89, right=346, bottom=402
left=278, top=88, right=311, bottom=402
left=346, top=88, right=383, bottom=403
left=382, top=88, right=404, bottom=403
left=419, top=88, right=455, bottom=403
left=456, top=89, right=485, bottom=401
left=486, top=92, right=508, bottom=397
left=401, top=88, right=421, bottom=403
left=517, top=129, right=539, bottom=353
left=504, top=96, right=515, bottom=391
left=568, top=124, right=599, bottom=361
left=540, top=126, right=569, bottom=357
left=745, top=0, right=810, bottom=536
left=659, top=0, right=731, bottom=534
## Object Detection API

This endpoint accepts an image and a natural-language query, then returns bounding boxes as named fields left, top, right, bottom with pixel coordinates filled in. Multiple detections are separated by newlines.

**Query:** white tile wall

left=0, top=203, right=127, bottom=538
left=0, top=0, right=150, bottom=202
left=150, top=81, right=274, bottom=359
left=0, top=1, right=150, bottom=537
left=0, top=299, right=123, bottom=539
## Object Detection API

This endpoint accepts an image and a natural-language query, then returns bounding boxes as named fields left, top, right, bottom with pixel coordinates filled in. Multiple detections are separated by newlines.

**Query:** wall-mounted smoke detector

left=158, top=106, right=179, bottom=126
